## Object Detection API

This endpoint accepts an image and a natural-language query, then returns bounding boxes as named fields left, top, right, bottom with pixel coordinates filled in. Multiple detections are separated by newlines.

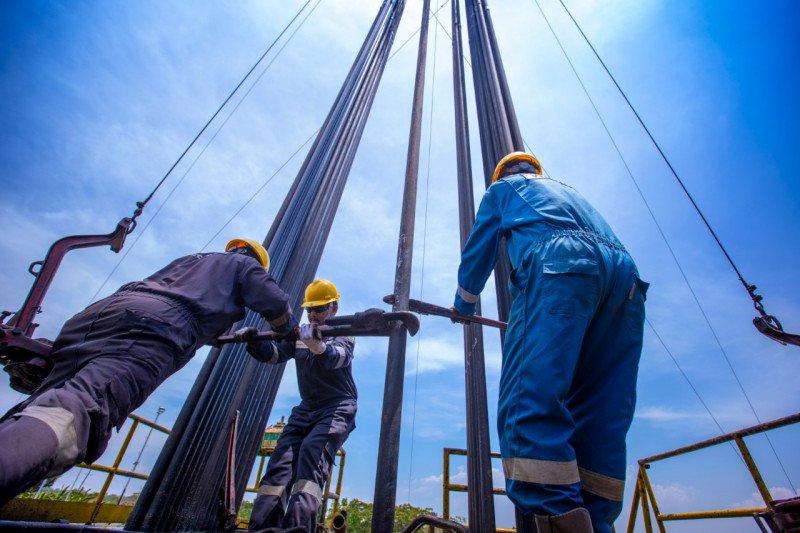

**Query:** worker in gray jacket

left=0, top=239, right=295, bottom=506
left=244, top=279, right=357, bottom=533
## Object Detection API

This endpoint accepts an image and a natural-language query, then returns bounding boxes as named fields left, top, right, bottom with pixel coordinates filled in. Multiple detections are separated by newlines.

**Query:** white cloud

left=406, top=334, right=467, bottom=374
left=733, top=487, right=799, bottom=509
left=652, top=482, right=700, bottom=507
left=635, top=405, right=710, bottom=423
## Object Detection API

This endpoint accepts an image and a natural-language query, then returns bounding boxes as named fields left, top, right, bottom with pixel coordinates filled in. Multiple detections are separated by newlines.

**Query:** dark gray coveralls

left=246, top=334, right=357, bottom=532
left=0, top=251, right=293, bottom=506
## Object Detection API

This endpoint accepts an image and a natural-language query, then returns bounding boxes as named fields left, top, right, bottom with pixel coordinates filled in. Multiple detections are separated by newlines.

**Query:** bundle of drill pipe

left=126, top=1, right=407, bottom=530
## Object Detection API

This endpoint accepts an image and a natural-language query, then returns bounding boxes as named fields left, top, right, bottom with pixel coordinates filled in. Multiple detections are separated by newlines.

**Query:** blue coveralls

left=454, top=174, right=648, bottom=532
left=247, top=334, right=357, bottom=532
left=0, top=251, right=293, bottom=506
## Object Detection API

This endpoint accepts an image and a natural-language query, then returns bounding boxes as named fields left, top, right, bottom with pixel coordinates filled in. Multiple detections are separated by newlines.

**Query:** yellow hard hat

left=225, top=238, right=270, bottom=271
left=301, top=279, right=340, bottom=307
left=491, top=151, right=542, bottom=183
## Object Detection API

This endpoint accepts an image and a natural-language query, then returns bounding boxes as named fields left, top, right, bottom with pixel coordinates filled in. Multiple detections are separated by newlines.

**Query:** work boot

left=534, top=507, right=593, bottom=533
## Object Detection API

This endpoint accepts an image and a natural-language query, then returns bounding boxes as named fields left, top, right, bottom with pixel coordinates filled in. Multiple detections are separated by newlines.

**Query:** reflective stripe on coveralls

left=333, top=346, right=348, bottom=369
left=291, top=479, right=323, bottom=501
left=17, top=405, right=80, bottom=475
left=503, top=457, right=580, bottom=486
left=258, top=484, right=285, bottom=497
left=503, top=458, right=625, bottom=501
left=457, top=286, right=479, bottom=303
left=262, top=344, right=280, bottom=365
left=578, top=467, right=625, bottom=501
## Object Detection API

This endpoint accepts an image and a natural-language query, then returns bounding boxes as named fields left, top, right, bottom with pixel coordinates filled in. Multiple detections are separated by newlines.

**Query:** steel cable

left=407, top=6, right=439, bottom=505
left=534, top=0, right=796, bottom=492
left=88, top=0, right=322, bottom=304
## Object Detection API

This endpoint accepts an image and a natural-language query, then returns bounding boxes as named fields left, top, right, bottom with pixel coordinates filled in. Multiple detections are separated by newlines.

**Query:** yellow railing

left=627, top=411, right=800, bottom=532
left=442, top=447, right=514, bottom=533
left=1, top=413, right=349, bottom=529
left=0, top=412, right=170, bottom=525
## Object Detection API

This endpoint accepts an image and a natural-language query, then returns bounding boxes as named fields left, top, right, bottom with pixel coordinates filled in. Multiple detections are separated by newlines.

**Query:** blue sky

left=1, top=1, right=798, bottom=531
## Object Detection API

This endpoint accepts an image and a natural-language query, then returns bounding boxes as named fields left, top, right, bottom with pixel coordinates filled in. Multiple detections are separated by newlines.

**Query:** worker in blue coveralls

left=0, top=238, right=296, bottom=507
left=453, top=152, right=648, bottom=533
left=242, top=279, right=357, bottom=532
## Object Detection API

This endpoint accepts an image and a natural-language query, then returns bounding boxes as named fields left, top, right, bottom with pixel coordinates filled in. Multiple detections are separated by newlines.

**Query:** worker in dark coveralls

left=243, top=279, right=356, bottom=532
left=453, top=153, right=648, bottom=533
left=0, top=238, right=295, bottom=507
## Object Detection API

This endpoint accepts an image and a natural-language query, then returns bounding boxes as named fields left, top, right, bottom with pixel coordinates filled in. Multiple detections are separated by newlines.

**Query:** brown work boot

left=534, top=507, right=593, bottom=533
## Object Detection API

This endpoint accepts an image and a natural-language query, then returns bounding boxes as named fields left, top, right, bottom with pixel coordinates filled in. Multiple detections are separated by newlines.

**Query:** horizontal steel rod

left=640, top=411, right=800, bottom=464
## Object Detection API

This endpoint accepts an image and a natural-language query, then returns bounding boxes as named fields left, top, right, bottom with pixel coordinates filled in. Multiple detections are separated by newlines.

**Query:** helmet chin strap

left=503, top=160, right=540, bottom=177
left=230, top=246, right=258, bottom=261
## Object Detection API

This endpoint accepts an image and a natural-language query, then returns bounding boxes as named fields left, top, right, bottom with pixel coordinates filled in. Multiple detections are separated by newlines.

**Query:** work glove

left=449, top=306, right=469, bottom=325
left=231, top=326, right=259, bottom=342
left=299, top=323, right=326, bottom=355
left=4, top=356, right=53, bottom=394
left=270, top=313, right=299, bottom=337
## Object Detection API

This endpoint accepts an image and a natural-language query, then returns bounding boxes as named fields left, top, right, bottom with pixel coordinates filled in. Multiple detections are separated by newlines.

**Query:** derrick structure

left=126, top=1, right=407, bottom=530
left=0, top=2, right=796, bottom=533
left=127, top=0, right=529, bottom=530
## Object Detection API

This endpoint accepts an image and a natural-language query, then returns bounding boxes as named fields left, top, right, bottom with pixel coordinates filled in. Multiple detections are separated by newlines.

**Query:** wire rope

left=405, top=8, right=439, bottom=506
left=389, top=0, right=451, bottom=61
left=645, top=319, right=747, bottom=466
left=556, top=0, right=754, bottom=294
left=199, top=129, right=320, bottom=252
left=87, top=0, right=323, bottom=303
left=535, top=0, right=795, bottom=491
left=133, top=0, right=315, bottom=218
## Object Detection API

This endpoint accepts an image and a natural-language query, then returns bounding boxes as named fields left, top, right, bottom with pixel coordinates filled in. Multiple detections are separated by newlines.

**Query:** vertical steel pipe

left=463, top=0, right=527, bottom=527
left=371, top=1, right=429, bottom=530
left=463, top=0, right=524, bottom=330
left=451, top=0, right=496, bottom=530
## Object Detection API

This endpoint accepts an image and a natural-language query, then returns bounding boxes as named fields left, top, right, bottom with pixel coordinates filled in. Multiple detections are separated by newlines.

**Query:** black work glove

left=449, top=306, right=469, bottom=325
left=271, top=313, right=299, bottom=337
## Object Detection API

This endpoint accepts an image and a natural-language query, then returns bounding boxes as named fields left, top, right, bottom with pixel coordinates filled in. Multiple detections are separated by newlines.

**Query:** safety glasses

left=304, top=304, right=331, bottom=314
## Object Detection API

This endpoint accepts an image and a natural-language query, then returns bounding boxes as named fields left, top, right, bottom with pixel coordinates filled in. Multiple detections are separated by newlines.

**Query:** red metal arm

left=4, top=217, right=133, bottom=336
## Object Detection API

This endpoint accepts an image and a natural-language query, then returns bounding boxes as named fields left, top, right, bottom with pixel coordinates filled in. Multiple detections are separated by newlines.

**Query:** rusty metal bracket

left=747, top=283, right=799, bottom=347
left=1, top=218, right=134, bottom=393
left=754, top=316, right=800, bottom=347
left=4, top=218, right=133, bottom=336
